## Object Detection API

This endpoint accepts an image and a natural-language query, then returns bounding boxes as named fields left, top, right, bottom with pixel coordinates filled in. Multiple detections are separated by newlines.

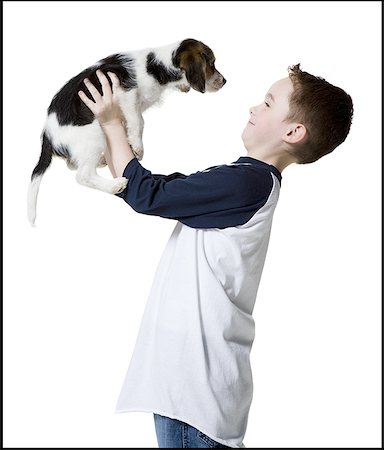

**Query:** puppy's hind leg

left=76, top=163, right=128, bottom=194
left=74, top=147, right=128, bottom=194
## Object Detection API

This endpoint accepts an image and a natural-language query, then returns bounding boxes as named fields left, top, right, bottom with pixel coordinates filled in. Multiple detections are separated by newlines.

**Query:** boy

left=78, top=64, right=353, bottom=448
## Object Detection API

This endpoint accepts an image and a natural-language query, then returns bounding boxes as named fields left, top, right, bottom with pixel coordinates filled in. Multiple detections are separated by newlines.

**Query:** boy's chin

left=241, top=133, right=251, bottom=150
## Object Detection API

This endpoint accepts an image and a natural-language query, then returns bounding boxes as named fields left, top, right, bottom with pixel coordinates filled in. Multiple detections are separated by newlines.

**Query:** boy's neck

left=246, top=148, right=295, bottom=173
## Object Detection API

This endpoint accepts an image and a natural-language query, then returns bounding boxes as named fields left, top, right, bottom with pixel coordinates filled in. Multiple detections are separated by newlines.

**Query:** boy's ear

left=283, top=123, right=307, bottom=144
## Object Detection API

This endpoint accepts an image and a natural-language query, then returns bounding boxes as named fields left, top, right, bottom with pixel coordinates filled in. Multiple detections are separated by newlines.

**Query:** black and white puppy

left=27, top=38, right=226, bottom=225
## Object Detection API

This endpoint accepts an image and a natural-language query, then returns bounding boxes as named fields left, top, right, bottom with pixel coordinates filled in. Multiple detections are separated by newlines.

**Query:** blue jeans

left=153, top=414, right=232, bottom=448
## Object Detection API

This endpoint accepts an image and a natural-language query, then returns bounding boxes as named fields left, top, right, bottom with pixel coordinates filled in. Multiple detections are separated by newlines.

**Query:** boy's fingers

left=84, top=77, right=102, bottom=101
left=107, top=71, right=120, bottom=88
left=96, top=69, right=113, bottom=96
left=78, top=90, right=96, bottom=111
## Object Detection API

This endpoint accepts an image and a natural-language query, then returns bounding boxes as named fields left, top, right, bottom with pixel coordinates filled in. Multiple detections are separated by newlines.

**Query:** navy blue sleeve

left=115, top=158, right=274, bottom=229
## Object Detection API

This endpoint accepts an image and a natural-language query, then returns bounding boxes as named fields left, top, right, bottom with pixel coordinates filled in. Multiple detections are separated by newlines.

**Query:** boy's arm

left=102, top=122, right=135, bottom=177
left=115, top=157, right=273, bottom=229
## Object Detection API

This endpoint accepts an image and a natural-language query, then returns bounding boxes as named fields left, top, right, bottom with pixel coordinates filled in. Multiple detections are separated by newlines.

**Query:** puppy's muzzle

left=208, top=72, right=226, bottom=91
left=216, top=74, right=226, bottom=88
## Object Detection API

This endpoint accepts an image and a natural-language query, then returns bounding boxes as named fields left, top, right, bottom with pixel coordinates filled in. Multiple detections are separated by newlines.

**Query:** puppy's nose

left=222, top=77, right=226, bottom=85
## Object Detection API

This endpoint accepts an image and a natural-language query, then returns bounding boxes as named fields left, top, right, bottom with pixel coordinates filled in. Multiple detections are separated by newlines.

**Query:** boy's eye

left=264, top=102, right=270, bottom=107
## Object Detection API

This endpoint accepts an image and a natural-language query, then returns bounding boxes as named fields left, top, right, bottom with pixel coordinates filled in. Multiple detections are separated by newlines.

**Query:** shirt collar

left=236, top=156, right=282, bottom=183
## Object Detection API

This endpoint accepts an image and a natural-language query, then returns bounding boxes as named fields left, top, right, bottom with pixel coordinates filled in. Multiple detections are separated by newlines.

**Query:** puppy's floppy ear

left=180, top=54, right=206, bottom=93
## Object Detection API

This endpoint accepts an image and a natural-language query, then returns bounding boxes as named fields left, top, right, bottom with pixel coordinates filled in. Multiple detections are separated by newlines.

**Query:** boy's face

left=242, top=77, right=294, bottom=152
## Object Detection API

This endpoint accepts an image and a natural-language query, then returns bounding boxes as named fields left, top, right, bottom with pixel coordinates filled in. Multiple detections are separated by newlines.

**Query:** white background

left=3, top=1, right=381, bottom=448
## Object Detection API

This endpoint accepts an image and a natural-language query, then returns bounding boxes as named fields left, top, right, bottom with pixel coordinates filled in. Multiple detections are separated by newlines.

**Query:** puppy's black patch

left=31, top=133, right=54, bottom=179
left=48, top=54, right=137, bottom=126
left=146, top=52, right=183, bottom=85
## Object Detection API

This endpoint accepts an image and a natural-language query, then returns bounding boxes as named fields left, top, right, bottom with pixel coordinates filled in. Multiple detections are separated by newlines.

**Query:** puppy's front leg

left=118, top=91, right=144, bottom=160
left=126, top=111, right=144, bottom=161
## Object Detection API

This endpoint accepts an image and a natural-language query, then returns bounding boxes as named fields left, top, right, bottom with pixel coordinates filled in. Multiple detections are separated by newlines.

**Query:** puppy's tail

left=27, top=132, right=53, bottom=226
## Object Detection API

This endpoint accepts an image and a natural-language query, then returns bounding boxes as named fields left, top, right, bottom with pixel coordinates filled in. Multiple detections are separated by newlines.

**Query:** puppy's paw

left=176, top=84, right=191, bottom=93
left=111, top=177, right=128, bottom=194
left=132, top=146, right=144, bottom=161
left=98, top=154, right=107, bottom=167
left=128, top=137, right=144, bottom=161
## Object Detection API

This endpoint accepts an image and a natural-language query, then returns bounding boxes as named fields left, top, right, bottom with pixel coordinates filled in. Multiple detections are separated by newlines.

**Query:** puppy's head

left=173, top=39, right=226, bottom=93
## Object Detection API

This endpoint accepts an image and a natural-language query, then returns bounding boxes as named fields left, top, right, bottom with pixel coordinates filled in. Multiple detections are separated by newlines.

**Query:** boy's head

left=242, top=64, right=354, bottom=166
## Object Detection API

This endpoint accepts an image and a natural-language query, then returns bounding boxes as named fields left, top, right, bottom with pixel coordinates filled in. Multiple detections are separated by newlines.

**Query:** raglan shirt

left=114, top=156, right=282, bottom=448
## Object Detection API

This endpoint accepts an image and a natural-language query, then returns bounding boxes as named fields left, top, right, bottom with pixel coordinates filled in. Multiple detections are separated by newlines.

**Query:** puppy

left=27, top=38, right=226, bottom=225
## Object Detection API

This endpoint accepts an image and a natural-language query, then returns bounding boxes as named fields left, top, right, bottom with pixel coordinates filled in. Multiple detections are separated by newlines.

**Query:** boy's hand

left=78, top=70, right=124, bottom=128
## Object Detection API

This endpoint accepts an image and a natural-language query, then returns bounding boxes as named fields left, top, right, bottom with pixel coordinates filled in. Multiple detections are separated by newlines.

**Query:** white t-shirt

left=115, top=156, right=281, bottom=447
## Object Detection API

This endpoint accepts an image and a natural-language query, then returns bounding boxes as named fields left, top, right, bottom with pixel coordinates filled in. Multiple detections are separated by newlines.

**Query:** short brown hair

left=285, top=64, right=353, bottom=164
